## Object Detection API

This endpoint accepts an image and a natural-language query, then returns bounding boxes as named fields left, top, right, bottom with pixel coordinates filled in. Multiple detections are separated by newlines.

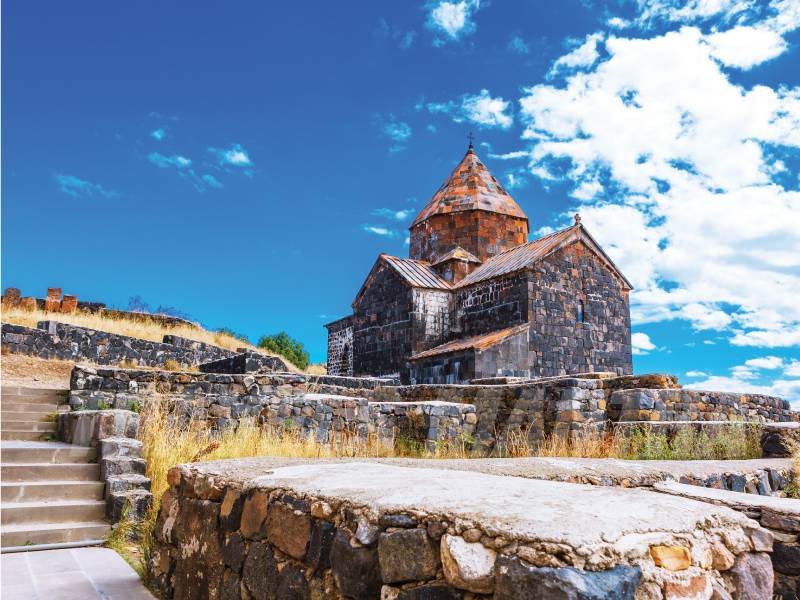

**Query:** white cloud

left=208, top=144, right=253, bottom=167
left=518, top=23, right=800, bottom=350
left=54, top=174, right=120, bottom=199
left=550, top=33, right=605, bottom=75
left=420, top=90, right=513, bottom=130
left=383, top=120, right=412, bottom=143
left=151, top=128, right=166, bottom=141
left=148, top=153, right=191, bottom=169
left=705, top=26, right=787, bottom=69
left=744, top=355, right=784, bottom=370
left=373, top=208, right=415, bottom=221
left=785, top=360, right=800, bottom=377
left=633, top=0, right=756, bottom=25
left=685, top=374, right=800, bottom=408
left=201, top=174, right=223, bottom=189
left=685, top=370, right=707, bottom=377
left=462, top=90, right=514, bottom=129
left=426, top=0, right=482, bottom=43
left=361, top=224, right=398, bottom=237
left=631, top=331, right=657, bottom=354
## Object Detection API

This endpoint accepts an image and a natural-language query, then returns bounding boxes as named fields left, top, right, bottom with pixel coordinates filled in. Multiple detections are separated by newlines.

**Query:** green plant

left=97, top=400, right=111, bottom=410
left=129, top=400, right=142, bottom=413
left=258, top=331, right=310, bottom=370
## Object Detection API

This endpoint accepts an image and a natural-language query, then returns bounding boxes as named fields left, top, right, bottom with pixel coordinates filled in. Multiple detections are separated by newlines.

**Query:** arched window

left=577, top=300, right=585, bottom=323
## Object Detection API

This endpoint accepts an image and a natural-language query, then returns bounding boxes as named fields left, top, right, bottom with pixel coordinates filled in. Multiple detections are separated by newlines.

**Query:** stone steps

left=2, top=411, right=58, bottom=421
left=1, top=521, right=111, bottom=548
left=2, top=403, right=59, bottom=414
left=1, top=499, right=107, bottom=526
left=1, top=462, right=100, bottom=482
left=1, top=430, right=52, bottom=441
left=0, top=444, right=96, bottom=464
left=1, top=481, right=105, bottom=502
left=1, top=420, right=56, bottom=432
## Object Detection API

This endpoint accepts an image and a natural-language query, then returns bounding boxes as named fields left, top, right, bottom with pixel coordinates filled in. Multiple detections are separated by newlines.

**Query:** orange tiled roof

left=411, top=145, right=528, bottom=226
left=456, top=222, right=633, bottom=290
left=409, top=324, right=529, bottom=360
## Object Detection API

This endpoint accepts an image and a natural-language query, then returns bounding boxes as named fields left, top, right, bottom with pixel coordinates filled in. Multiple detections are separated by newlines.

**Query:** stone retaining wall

left=654, top=481, right=800, bottom=598
left=69, top=367, right=475, bottom=451
left=148, top=460, right=777, bottom=600
left=609, top=388, right=795, bottom=423
left=1, top=321, right=238, bottom=368
left=198, top=351, right=290, bottom=374
left=58, top=409, right=152, bottom=522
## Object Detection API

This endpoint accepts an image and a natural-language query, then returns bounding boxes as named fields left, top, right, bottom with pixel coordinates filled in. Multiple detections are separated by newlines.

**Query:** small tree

left=216, top=327, right=250, bottom=344
left=258, top=331, right=310, bottom=370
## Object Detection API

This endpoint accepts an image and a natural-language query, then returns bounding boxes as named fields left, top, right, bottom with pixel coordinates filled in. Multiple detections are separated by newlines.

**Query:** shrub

left=257, top=331, right=310, bottom=370
left=162, top=359, right=181, bottom=372
left=215, top=327, right=250, bottom=344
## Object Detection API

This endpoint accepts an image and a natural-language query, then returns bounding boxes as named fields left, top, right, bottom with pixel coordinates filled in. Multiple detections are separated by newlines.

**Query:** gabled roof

left=411, top=145, right=528, bottom=227
left=456, top=220, right=633, bottom=290
left=352, top=254, right=451, bottom=308
left=409, top=324, right=529, bottom=361
left=431, top=246, right=482, bottom=266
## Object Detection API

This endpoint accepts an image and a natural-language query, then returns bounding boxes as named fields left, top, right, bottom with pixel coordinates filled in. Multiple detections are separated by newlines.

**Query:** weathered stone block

left=240, top=490, right=269, bottom=539
left=726, top=552, right=773, bottom=600
left=330, top=530, right=382, bottom=600
left=493, top=557, right=641, bottom=600
left=266, top=502, right=311, bottom=560
left=440, top=534, right=495, bottom=594
left=378, top=528, right=440, bottom=583
left=242, top=541, right=278, bottom=600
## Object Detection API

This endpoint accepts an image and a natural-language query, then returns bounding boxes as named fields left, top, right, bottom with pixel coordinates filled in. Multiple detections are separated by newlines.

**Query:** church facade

left=326, top=144, right=633, bottom=383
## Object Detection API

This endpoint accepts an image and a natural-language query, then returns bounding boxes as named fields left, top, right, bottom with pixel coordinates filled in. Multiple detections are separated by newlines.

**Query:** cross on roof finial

left=574, top=213, right=581, bottom=225
left=467, top=131, right=475, bottom=147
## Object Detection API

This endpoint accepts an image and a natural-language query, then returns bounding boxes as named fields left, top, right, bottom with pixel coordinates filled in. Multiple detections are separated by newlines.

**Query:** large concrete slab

left=187, top=459, right=759, bottom=552
left=1, top=547, right=154, bottom=599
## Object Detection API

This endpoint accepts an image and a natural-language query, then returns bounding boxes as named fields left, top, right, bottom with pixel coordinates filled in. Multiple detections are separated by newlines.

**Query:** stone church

left=326, top=144, right=633, bottom=383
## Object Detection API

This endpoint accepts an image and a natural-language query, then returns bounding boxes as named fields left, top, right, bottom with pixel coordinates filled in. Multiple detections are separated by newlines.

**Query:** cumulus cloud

left=54, top=174, right=121, bottom=199
left=420, top=89, right=513, bottom=129
left=361, top=224, right=398, bottom=237
left=147, top=153, right=223, bottom=192
left=151, top=128, right=166, bottom=141
left=208, top=144, right=253, bottom=167
left=377, top=116, right=412, bottom=152
left=426, top=0, right=482, bottom=43
left=372, top=208, right=415, bottom=221
left=550, top=33, right=604, bottom=76
left=631, top=331, right=657, bottom=355
left=705, top=26, right=787, bottom=69
left=744, top=355, right=785, bottom=370
left=685, top=370, right=707, bottom=377
left=517, top=22, right=800, bottom=351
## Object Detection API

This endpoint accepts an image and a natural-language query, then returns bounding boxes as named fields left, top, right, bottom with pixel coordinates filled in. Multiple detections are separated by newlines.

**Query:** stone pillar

left=44, top=288, right=63, bottom=312
left=61, top=295, right=78, bottom=313
left=2, top=287, right=21, bottom=309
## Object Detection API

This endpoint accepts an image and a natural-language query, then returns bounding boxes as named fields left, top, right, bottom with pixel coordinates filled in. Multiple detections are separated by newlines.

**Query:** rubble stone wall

left=610, top=388, right=796, bottom=423
left=454, top=273, right=528, bottom=338
left=148, top=461, right=778, bottom=600
left=198, top=351, right=290, bottom=374
left=1, top=321, right=236, bottom=368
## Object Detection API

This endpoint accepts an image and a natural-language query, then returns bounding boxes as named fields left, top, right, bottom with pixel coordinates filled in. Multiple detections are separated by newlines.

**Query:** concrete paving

left=0, top=547, right=154, bottom=600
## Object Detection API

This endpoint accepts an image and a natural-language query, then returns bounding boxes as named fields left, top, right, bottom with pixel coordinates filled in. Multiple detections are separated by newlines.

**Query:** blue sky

left=3, top=1, right=799, bottom=405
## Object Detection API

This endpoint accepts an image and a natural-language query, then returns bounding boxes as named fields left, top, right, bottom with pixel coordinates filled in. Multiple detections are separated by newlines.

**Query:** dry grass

left=784, top=441, right=800, bottom=499
left=2, top=306, right=298, bottom=370
left=305, top=363, right=327, bottom=376
left=0, top=354, right=75, bottom=388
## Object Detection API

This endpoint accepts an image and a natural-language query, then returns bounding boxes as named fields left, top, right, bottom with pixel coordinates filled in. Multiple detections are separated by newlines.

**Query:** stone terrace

left=149, top=459, right=777, bottom=599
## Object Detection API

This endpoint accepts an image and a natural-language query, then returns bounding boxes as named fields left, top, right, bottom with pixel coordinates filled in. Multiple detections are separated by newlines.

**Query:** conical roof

left=411, top=145, right=528, bottom=226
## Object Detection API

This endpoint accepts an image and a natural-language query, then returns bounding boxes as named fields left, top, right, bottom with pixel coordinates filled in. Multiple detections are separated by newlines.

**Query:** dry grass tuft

left=2, top=306, right=298, bottom=370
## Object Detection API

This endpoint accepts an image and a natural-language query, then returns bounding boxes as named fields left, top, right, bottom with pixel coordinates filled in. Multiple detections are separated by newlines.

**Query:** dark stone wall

left=528, top=242, right=632, bottom=377
left=410, top=289, right=451, bottom=354
left=198, top=351, right=290, bottom=374
left=408, top=350, right=476, bottom=384
left=1, top=321, right=236, bottom=368
left=409, top=211, right=528, bottom=263
left=351, top=263, right=414, bottom=377
left=325, top=317, right=353, bottom=376
left=454, top=273, right=528, bottom=337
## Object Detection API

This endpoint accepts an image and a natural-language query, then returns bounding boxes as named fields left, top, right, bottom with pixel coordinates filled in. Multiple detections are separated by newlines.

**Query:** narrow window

left=577, top=300, right=585, bottom=323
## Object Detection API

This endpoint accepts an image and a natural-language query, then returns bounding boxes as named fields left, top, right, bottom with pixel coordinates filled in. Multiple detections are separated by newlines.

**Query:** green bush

left=258, top=331, right=310, bottom=370
left=216, top=327, right=250, bottom=344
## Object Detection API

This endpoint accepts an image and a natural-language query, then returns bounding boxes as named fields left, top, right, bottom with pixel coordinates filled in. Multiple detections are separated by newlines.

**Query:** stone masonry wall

left=352, top=262, right=414, bottom=377
left=148, top=460, right=778, bottom=600
left=198, top=351, right=290, bottom=374
left=454, top=272, right=528, bottom=338
left=324, top=317, right=353, bottom=376
left=68, top=367, right=474, bottom=451
left=609, top=388, right=796, bottom=423
left=528, top=243, right=632, bottom=377
left=1, top=321, right=237, bottom=368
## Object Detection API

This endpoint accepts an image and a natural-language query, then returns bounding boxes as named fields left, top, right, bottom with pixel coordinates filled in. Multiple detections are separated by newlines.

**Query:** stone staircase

left=1, top=386, right=111, bottom=551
